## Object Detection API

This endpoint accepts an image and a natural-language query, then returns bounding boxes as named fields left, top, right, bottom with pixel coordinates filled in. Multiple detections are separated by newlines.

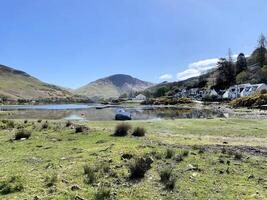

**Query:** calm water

left=0, top=104, right=225, bottom=120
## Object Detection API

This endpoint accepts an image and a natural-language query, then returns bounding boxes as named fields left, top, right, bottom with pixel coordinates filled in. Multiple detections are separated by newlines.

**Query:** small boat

left=115, top=109, right=132, bottom=120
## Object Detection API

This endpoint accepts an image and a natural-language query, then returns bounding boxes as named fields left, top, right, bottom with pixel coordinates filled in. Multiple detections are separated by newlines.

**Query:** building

left=134, top=94, right=147, bottom=100
left=223, top=83, right=267, bottom=99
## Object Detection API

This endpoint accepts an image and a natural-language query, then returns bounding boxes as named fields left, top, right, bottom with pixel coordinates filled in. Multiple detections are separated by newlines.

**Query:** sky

left=0, top=0, right=267, bottom=89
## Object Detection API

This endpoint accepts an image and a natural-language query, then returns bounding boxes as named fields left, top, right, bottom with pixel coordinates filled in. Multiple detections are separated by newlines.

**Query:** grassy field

left=0, top=118, right=266, bottom=200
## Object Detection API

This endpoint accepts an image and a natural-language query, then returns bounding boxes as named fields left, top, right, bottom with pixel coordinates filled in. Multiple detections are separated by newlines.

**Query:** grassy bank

left=0, top=119, right=266, bottom=199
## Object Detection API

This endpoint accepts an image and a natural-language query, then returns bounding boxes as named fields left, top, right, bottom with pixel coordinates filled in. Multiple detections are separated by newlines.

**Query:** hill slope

left=146, top=47, right=267, bottom=97
left=75, top=74, right=154, bottom=98
left=0, top=64, right=71, bottom=100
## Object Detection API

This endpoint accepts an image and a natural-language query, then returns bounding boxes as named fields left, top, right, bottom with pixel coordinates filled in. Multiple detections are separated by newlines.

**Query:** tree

left=153, top=87, right=168, bottom=97
left=236, top=53, right=247, bottom=73
left=257, top=33, right=267, bottom=67
left=236, top=70, right=250, bottom=84
left=214, top=58, right=236, bottom=89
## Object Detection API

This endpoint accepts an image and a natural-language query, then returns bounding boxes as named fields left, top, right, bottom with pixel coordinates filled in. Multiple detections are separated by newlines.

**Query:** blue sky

left=0, top=0, right=266, bottom=88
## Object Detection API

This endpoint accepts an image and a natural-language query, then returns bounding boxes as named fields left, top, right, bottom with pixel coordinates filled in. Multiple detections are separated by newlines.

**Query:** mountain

left=0, top=64, right=72, bottom=100
left=75, top=74, right=154, bottom=98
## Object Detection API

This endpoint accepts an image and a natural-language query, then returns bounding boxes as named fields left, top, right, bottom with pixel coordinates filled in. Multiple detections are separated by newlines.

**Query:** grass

left=0, top=118, right=266, bottom=199
left=113, top=123, right=132, bottom=136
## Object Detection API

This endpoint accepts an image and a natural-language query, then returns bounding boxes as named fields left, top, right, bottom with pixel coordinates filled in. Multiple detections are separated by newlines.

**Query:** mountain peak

left=75, top=74, right=153, bottom=98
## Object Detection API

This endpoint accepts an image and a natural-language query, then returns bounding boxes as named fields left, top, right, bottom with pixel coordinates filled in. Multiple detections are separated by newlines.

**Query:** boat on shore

left=115, top=109, right=132, bottom=120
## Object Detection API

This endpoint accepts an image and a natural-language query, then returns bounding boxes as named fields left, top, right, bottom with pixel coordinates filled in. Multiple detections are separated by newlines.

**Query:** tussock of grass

left=129, top=156, right=153, bottom=179
left=84, top=165, right=97, bottom=184
left=159, top=167, right=176, bottom=190
left=166, top=149, right=175, bottom=159
left=132, top=127, right=146, bottom=137
left=95, top=186, right=111, bottom=200
left=0, top=176, right=24, bottom=195
left=114, top=123, right=131, bottom=136
left=14, top=129, right=31, bottom=140
left=44, top=174, right=57, bottom=188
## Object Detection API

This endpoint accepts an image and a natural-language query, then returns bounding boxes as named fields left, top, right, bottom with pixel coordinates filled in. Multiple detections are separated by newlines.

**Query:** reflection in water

left=0, top=104, right=225, bottom=121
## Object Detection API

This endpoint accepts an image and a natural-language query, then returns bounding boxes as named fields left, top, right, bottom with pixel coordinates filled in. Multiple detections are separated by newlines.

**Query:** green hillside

left=75, top=74, right=154, bottom=99
left=0, top=65, right=72, bottom=100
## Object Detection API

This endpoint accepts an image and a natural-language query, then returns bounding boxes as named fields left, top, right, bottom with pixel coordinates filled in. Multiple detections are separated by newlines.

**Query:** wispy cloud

left=159, top=74, right=173, bottom=81
left=176, top=58, right=219, bottom=81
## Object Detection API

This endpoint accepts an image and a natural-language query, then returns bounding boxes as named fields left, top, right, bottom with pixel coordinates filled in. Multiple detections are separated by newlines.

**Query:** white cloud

left=164, top=54, right=251, bottom=82
left=159, top=74, right=173, bottom=81
left=176, top=58, right=219, bottom=81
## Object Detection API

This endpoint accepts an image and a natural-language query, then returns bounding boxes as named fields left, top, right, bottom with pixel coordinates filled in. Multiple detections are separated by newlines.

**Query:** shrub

left=42, top=122, right=49, bottom=129
left=6, top=120, right=15, bottom=129
left=175, top=154, right=184, bottom=163
left=75, top=125, right=89, bottom=133
left=24, top=120, right=28, bottom=124
left=95, top=186, right=111, bottom=200
left=37, top=119, right=42, bottom=123
left=114, top=123, right=131, bottom=137
left=160, top=167, right=172, bottom=183
left=132, top=127, right=146, bottom=137
left=66, top=120, right=72, bottom=127
left=159, top=168, right=176, bottom=190
left=234, top=152, right=243, bottom=160
left=129, top=156, right=153, bottom=179
left=166, top=149, right=175, bottom=159
left=164, top=177, right=176, bottom=190
left=15, top=129, right=31, bottom=140
left=0, top=176, right=24, bottom=195
left=84, top=165, right=96, bottom=184
left=182, top=150, right=189, bottom=157
left=45, top=174, right=57, bottom=187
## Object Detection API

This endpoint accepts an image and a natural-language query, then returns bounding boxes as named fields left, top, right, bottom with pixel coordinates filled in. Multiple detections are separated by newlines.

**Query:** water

left=0, top=104, right=225, bottom=120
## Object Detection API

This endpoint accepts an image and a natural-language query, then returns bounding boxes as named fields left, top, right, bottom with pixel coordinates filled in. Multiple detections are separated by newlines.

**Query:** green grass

left=0, top=119, right=266, bottom=199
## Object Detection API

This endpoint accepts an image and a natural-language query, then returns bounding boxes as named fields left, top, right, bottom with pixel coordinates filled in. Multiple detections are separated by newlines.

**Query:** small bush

left=15, top=129, right=31, bottom=140
left=0, top=176, right=24, bottom=195
left=114, top=123, right=131, bottom=137
left=95, top=186, right=111, bottom=200
left=164, top=177, right=176, bottom=190
left=166, top=149, right=175, bottom=159
left=75, top=125, right=88, bottom=133
left=182, top=150, right=189, bottom=157
left=37, top=119, right=42, bottom=123
left=129, top=156, right=153, bottom=179
left=160, top=167, right=172, bottom=183
left=221, top=147, right=227, bottom=154
left=84, top=165, right=97, bottom=184
left=6, top=120, right=15, bottom=129
left=159, top=168, right=176, bottom=190
left=45, top=174, right=57, bottom=187
left=66, top=120, right=72, bottom=127
left=42, top=122, right=49, bottom=129
left=132, top=127, right=146, bottom=137
left=234, top=152, right=243, bottom=160
left=175, top=154, right=184, bottom=163
left=24, top=120, right=28, bottom=124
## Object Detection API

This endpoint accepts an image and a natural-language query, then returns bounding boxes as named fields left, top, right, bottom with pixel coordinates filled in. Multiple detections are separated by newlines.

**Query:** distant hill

left=0, top=64, right=72, bottom=100
left=75, top=74, right=154, bottom=98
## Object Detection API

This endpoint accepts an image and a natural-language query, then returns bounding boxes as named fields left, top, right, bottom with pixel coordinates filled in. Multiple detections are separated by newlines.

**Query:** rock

left=248, top=174, right=255, bottom=180
left=74, top=195, right=85, bottom=200
left=219, top=159, right=225, bottom=164
left=71, top=184, right=81, bottom=191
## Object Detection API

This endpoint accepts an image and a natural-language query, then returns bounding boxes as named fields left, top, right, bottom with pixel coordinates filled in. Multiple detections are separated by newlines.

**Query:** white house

left=134, top=94, right=146, bottom=100
left=223, top=83, right=267, bottom=99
